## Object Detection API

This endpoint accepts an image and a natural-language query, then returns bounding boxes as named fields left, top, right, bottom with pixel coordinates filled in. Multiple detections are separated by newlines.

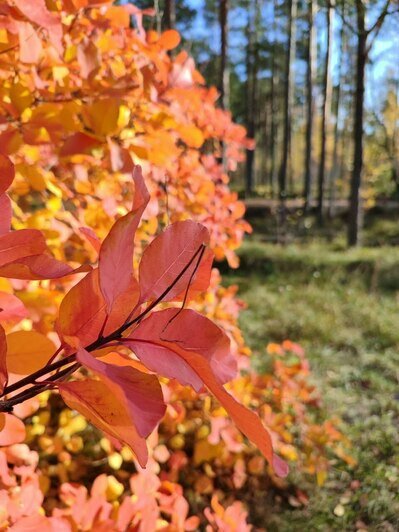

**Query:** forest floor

left=222, top=229, right=399, bottom=531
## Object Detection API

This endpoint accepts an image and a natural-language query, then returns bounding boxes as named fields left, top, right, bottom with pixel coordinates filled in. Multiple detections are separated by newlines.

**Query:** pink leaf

left=0, top=414, right=26, bottom=446
left=13, top=0, right=63, bottom=54
left=18, top=21, right=42, bottom=64
left=0, top=291, right=28, bottom=329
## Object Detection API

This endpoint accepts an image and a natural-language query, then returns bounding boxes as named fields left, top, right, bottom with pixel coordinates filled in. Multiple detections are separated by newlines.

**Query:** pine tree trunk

left=348, top=1, right=366, bottom=246
left=303, top=0, right=317, bottom=212
left=317, top=1, right=333, bottom=224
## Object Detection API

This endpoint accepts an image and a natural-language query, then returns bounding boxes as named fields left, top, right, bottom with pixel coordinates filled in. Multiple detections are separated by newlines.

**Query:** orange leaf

left=6, top=330, right=55, bottom=375
left=158, top=29, right=181, bottom=51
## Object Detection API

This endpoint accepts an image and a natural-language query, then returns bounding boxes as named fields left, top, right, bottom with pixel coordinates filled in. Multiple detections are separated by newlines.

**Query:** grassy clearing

left=223, top=240, right=399, bottom=531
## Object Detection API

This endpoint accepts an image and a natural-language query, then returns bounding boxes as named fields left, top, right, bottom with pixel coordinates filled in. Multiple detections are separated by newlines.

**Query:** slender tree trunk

left=328, top=12, right=345, bottom=218
left=163, top=0, right=176, bottom=30
left=219, top=0, right=229, bottom=110
left=278, top=0, right=297, bottom=201
left=245, top=0, right=256, bottom=195
left=303, top=0, right=317, bottom=212
left=269, top=0, right=278, bottom=198
left=348, top=1, right=366, bottom=246
left=317, top=1, right=333, bottom=224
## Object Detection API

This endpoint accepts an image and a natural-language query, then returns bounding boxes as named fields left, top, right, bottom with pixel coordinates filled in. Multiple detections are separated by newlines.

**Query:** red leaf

left=139, top=220, right=210, bottom=304
left=127, top=311, right=288, bottom=477
left=0, top=194, right=11, bottom=235
left=128, top=309, right=236, bottom=391
left=99, top=166, right=149, bottom=311
left=0, top=154, right=15, bottom=195
left=59, top=378, right=148, bottom=467
left=60, top=132, right=100, bottom=156
left=0, top=324, right=7, bottom=394
left=57, top=269, right=106, bottom=349
left=77, top=347, right=166, bottom=438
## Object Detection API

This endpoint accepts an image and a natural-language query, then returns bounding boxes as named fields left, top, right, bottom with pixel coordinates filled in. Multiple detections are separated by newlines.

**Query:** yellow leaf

left=10, top=82, right=34, bottom=113
left=82, top=99, right=121, bottom=136
left=6, top=331, right=55, bottom=374
left=178, top=124, right=204, bottom=148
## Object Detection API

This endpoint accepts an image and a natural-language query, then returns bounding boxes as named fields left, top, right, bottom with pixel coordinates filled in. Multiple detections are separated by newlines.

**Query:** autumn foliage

left=0, top=1, right=351, bottom=529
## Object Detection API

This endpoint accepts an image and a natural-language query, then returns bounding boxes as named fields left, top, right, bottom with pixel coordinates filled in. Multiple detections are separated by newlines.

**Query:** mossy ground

left=223, top=238, right=399, bottom=531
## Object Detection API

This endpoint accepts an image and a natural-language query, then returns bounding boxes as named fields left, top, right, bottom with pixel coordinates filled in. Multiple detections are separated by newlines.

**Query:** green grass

left=223, top=240, right=399, bottom=531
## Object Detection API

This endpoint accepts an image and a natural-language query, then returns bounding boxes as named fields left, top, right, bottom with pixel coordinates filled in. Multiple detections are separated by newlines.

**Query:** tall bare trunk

left=317, top=1, right=333, bottom=224
left=348, top=0, right=366, bottom=246
left=303, top=0, right=317, bottom=212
